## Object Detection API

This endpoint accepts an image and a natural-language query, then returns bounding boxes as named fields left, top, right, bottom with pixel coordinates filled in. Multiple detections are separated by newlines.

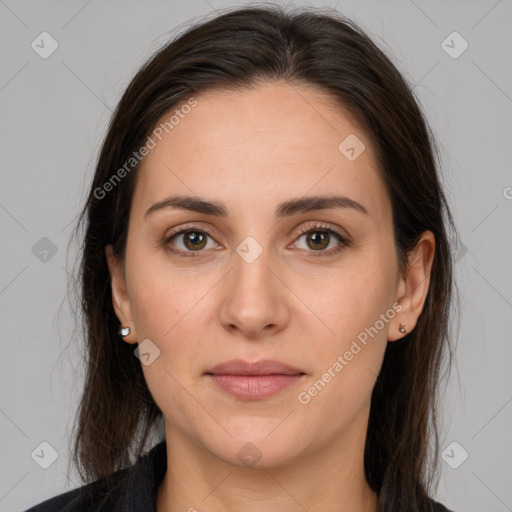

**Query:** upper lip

left=205, top=359, right=305, bottom=376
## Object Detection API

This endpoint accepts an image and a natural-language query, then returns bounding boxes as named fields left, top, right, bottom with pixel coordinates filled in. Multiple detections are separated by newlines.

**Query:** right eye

left=164, top=225, right=220, bottom=257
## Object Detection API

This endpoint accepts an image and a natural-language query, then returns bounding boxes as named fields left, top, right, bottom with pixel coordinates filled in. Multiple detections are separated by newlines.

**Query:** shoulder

left=431, top=499, right=455, bottom=512
left=23, top=469, right=129, bottom=512
left=24, top=440, right=167, bottom=512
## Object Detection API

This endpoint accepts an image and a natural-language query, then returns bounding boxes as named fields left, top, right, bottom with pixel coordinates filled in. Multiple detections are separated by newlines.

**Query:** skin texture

left=105, top=81, right=435, bottom=512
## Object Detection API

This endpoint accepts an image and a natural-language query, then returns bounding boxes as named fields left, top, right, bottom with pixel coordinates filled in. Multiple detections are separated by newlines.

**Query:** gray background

left=1, top=1, right=511, bottom=511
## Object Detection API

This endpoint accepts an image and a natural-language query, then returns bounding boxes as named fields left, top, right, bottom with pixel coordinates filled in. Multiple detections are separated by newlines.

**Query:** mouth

left=205, top=359, right=306, bottom=400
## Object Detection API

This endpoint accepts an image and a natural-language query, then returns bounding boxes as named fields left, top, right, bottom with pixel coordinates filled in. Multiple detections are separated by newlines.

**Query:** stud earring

left=119, top=326, right=131, bottom=338
left=398, top=322, right=406, bottom=334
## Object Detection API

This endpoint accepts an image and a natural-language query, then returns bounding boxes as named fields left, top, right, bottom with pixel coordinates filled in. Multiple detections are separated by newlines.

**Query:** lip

left=206, top=358, right=304, bottom=376
left=205, top=359, right=306, bottom=400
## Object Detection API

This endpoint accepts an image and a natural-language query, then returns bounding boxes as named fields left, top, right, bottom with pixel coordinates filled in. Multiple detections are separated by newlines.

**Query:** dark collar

left=112, top=438, right=167, bottom=511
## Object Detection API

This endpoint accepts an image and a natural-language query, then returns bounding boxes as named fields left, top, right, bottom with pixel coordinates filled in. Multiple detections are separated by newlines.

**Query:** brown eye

left=303, top=231, right=330, bottom=251
left=164, top=225, right=217, bottom=257
left=180, top=230, right=208, bottom=251
left=294, top=222, right=350, bottom=257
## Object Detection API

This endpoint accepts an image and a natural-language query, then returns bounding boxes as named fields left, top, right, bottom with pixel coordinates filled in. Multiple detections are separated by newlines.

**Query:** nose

left=219, top=245, right=290, bottom=339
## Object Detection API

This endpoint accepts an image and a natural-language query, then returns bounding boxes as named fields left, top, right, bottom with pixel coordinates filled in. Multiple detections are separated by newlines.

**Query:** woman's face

left=107, top=81, right=422, bottom=468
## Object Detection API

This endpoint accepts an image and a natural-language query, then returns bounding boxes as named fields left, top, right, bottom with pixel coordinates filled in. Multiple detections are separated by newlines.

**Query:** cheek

left=298, top=263, right=393, bottom=400
left=128, top=268, right=221, bottom=390
left=130, top=278, right=210, bottom=434
left=295, top=287, right=389, bottom=435
left=128, top=257, right=205, bottom=340
left=308, top=268, right=390, bottom=346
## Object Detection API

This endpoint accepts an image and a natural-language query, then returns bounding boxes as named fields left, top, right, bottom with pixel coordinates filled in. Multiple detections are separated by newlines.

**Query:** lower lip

left=207, top=374, right=305, bottom=400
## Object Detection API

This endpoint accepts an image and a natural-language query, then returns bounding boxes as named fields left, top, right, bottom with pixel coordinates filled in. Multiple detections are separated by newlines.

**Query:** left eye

left=294, top=228, right=346, bottom=253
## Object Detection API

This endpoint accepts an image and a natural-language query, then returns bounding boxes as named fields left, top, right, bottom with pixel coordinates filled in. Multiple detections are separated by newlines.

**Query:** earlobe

left=105, top=244, right=137, bottom=343
left=389, top=230, right=435, bottom=342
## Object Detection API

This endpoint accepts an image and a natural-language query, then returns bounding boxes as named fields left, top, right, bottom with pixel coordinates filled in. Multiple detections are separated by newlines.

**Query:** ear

left=105, top=244, right=137, bottom=344
left=388, top=230, right=435, bottom=341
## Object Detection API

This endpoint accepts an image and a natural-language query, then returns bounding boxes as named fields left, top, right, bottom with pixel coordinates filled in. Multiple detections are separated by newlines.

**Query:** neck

left=156, top=419, right=378, bottom=512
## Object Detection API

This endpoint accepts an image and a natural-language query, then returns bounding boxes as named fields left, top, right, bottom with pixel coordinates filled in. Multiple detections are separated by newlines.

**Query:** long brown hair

left=67, top=4, right=460, bottom=510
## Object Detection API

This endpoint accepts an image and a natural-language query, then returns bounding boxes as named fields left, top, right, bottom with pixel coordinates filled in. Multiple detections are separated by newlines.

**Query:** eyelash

left=163, top=222, right=350, bottom=259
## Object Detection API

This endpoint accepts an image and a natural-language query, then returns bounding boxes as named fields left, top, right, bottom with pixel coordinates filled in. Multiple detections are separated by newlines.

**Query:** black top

left=25, top=439, right=454, bottom=511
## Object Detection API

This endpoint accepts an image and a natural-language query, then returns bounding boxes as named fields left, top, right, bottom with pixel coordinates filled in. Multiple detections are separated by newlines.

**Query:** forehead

left=133, top=81, right=389, bottom=223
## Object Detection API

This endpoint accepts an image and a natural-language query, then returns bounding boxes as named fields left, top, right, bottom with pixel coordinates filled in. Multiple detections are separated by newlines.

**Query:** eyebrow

left=144, top=194, right=369, bottom=220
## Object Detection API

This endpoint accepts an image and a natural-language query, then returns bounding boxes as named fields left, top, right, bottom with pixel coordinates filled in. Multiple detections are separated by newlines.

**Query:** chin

left=203, top=430, right=307, bottom=470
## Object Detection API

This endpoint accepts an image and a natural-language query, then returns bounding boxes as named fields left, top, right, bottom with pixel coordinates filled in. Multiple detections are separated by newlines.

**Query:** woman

left=26, top=4, right=458, bottom=511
